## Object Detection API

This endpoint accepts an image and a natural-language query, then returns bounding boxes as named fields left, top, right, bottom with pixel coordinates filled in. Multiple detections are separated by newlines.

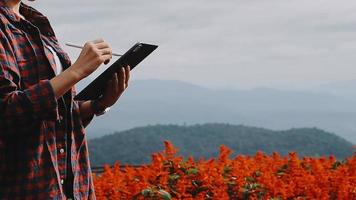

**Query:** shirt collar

left=0, top=1, right=21, bottom=21
left=20, top=2, right=49, bottom=24
left=0, top=2, right=55, bottom=37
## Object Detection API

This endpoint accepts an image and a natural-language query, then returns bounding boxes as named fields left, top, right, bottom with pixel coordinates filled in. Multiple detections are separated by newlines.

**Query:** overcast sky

left=31, top=0, right=356, bottom=90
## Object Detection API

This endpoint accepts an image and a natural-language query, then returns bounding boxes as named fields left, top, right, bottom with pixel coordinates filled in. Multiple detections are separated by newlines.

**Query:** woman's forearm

left=50, top=65, right=96, bottom=124
left=50, top=65, right=81, bottom=99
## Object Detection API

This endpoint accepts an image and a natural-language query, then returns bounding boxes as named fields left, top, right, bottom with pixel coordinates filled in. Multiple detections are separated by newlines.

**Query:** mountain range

left=84, top=79, right=356, bottom=143
left=88, top=124, right=354, bottom=166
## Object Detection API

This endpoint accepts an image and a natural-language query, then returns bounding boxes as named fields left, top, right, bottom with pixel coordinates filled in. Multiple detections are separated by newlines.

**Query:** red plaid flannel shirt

left=0, top=3, right=95, bottom=199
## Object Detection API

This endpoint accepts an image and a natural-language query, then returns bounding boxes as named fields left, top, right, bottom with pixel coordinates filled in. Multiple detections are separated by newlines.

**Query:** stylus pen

left=65, top=42, right=122, bottom=57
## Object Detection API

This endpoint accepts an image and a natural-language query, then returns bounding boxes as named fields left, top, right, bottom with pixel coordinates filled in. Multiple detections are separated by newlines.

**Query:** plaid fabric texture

left=0, top=2, right=95, bottom=199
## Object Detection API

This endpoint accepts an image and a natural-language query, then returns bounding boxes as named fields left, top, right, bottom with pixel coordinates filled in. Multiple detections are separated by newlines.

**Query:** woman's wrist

left=90, top=98, right=109, bottom=116
left=78, top=101, right=95, bottom=120
left=96, top=99, right=107, bottom=110
left=67, top=63, right=85, bottom=82
left=50, top=66, right=82, bottom=99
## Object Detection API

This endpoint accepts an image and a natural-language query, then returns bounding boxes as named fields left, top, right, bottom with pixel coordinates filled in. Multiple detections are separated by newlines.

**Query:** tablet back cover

left=74, top=43, right=158, bottom=101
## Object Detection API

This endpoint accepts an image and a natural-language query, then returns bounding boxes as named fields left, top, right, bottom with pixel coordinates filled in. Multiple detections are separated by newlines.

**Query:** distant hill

left=318, top=79, right=356, bottom=98
left=88, top=124, right=354, bottom=166
left=85, top=79, right=356, bottom=143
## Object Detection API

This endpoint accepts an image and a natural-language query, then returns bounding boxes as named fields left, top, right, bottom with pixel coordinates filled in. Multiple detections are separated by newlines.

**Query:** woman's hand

left=77, top=66, right=130, bottom=121
left=51, top=38, right=112, bottom=99
left=96, top=65, right=131, bottom=109
left=71, top=38, right=112, bottom=79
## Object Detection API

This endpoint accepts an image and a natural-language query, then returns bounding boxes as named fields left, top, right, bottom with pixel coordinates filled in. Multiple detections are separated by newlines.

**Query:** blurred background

left=32, top=0, right=356, bottom=165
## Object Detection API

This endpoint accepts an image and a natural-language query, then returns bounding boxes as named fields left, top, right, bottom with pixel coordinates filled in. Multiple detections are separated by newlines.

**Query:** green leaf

left=223, top=166, right=232, bottom=174
left=169, top=174, right=180, bottom=181
left=254, top=171, right=262, bottom=177
left=332, top=161, right=342, bottom=170
left=245, top=176, right=255, bottom=183
left=158, top=189, right=172, bottom=200
left=187, top=168, right=199, bottom=175
left=141, top=188, right=152, bottom=197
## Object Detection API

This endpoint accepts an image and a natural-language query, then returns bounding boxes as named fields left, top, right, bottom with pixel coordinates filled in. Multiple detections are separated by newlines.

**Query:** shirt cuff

left=25, top=80, right=58, bottom=120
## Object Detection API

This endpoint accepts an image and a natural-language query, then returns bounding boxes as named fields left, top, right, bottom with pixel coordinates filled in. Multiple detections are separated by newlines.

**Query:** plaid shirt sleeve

left=78, top=100, right=94, bottom=127
left=71, top=86, right=94, bottom=127
left=0, top=30, right=58, bottom=133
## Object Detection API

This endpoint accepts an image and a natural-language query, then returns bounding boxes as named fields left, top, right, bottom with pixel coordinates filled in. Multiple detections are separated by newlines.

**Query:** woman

left=0, top=0, right=130, bottom=199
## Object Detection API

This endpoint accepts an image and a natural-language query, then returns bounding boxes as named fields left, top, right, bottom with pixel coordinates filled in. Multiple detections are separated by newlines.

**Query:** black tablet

left=74, top=42, right=158, bottom=101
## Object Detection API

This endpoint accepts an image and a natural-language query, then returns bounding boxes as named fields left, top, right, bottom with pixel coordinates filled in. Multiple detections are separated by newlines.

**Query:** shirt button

left=60, top=179, right=64, bottom=185
left=59, top=148, right=65, bottom=154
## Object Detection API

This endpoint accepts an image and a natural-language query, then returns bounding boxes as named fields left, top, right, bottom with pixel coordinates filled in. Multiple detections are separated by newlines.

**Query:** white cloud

left=31, top=0, right=356, bottom=89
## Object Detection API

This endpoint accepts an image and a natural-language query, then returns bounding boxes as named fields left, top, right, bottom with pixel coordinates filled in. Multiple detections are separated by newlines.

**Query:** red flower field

left=93, top=141, right=356, bottom=200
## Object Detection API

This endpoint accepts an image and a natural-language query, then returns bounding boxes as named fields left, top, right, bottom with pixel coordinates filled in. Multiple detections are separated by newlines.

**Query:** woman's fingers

left=100, top=54, right=112, bottom=65
left=125, top=65, right=130, bottom=88
left=96, top=42, right=110, bottom=50
left=104, top=59, right=110, bottom=65
left=106, top=74, right=115, bottom=93
left=100, top=67, right=129, bottom=108
left=95, top=42, right=112, bottom=65
left=100, top=48, right=112, bottom=56
left=100, top=48, right=112, bottom=65
left=118, top=67, right=125, bottom=91
left=93, top=38, right=104, bottom=44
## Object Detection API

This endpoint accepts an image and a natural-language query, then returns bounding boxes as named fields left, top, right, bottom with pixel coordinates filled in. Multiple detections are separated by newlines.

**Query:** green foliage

left=88, top=123, right=354, bottom=166
left=138, top=188, right=171, bottom=200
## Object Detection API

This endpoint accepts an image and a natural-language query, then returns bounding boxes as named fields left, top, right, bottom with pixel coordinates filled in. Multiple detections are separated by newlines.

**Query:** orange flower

left=93, top=141, right=356, bottom=200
